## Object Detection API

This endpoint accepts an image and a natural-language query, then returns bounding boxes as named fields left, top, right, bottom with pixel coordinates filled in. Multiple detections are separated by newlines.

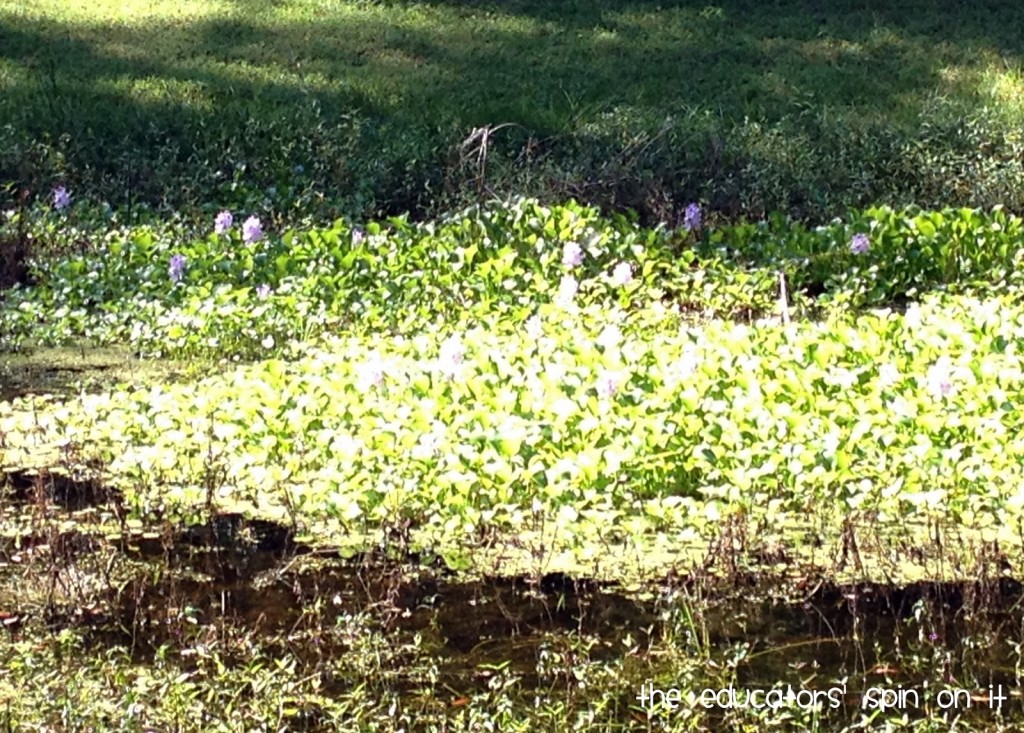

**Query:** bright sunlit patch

left=15, top=0, right=232, bottom=22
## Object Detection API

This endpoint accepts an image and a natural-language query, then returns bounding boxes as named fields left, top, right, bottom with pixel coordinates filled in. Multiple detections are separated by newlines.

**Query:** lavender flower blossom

left=356, top=357, right=386, bottom=392
left=168, top=254, right=187, bottom=283
left=611, top=262, right=633, bottom=287
left=214, top=210, right=233, bottom=235
left=850, top=233, right=870, bottom=255
left=927, top=361, right=954, bottom=398
left=562, top=241, right=584, bottom=268
left=242, top=216, right=263, bottom=244
left=255, top=284, right=272, bottom=299
left=683, top=203, right=702, bottom=232
left=596, top=369, right=621, bottom=399
left=437, top=335, right=465, bottom=378
left=52, top=186, right=71, bottom=211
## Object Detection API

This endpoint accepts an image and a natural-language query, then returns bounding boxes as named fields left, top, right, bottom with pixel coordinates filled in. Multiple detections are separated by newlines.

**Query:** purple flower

left=255, top=284, right=272, bottom=299
left=439, top=336, right=464, bottom=366
left=562, top=241, right=584, bottom=268
left=242, top=216, right=263, bottom=244
left=352, top=229, right=365, bottom=246
left=611, top=261, right=633, bottom=287
left=356, top=356, right=386, bottom=392
left=214, top=210, right=233, bottom=235
left=52, top=186, right=71, bottom=211
left=683, top=203, right=702, bottom=232
left=169, top=254, right=187, bottom=283
left=850, top=233, right=870, bottom=255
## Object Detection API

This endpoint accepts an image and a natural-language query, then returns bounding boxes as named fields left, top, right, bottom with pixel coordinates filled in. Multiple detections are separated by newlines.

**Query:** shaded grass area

left=3, top=0, right=1024, bottom=222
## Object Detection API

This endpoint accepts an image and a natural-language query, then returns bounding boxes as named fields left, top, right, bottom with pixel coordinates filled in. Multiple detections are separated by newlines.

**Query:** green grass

left=4, top=0, right=1024, bottom=222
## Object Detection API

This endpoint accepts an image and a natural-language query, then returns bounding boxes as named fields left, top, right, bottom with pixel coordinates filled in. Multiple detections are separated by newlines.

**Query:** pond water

left=2, top=469, right=1022, bottom=729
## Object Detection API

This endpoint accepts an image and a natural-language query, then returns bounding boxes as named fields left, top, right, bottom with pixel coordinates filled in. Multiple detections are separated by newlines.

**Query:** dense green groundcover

left=6, top=290, right=1024, bottom=576
left=6, top=196, right=1024, bottom=357
left=5, top=198, right=1024, bottom=730
left=5, top=198, right=1024, bottom=578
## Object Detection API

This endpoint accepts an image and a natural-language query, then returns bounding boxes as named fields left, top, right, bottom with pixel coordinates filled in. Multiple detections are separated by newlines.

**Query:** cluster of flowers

left=48, top=187, right=279, bottom=347
left=214, top=210, right=264, bottom=244
left=45, top=187, right=873, bottom=362
left=52, top=186, right=72, bottom=210
left=849, top=233, right=870, bottom=255
left=167, top=211, right=267, bottom=285
left=555, top=203, right=706, bottom=308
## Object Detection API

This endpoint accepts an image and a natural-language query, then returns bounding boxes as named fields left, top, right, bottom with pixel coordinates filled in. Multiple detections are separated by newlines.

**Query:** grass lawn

left=4, top=0, right=1024, bottom=221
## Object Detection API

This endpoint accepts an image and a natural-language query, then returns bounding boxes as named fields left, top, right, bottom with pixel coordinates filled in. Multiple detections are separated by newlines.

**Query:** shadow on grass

left=0, top=3, right=978, bottom=125
left=0, top=0, right=1022, bottom=217
left=413, top=0, right=1024, bottom=51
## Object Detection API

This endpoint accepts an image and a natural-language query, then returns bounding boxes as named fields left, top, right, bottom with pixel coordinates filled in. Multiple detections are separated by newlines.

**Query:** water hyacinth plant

left=242, top=216, right=263, bottom=244
left=355, top=353, right=387, bottom=392
left=214, top=210, right=233, bottom=235
left=683, top=203, right=702, bottom=232
left=562, top=241, right=584, bottom=268
left=4, top=195, right=1024, bottom=730
left=925, top=359, right=955, bottom=398
left=611, top=262, right=633, bottom=286
left=168, top=254, right=187, bottom=283
left=52, top=186, right=71, bottom=210
left=437, top=335, right=466, bottom=378
left=9, top=0, right=1024, bottom=718
left=595, top=368, right=623, bottom=399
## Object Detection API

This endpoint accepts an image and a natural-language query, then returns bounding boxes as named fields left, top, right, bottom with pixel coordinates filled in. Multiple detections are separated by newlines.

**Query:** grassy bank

left=4, top=0, right=1024, bottom=224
